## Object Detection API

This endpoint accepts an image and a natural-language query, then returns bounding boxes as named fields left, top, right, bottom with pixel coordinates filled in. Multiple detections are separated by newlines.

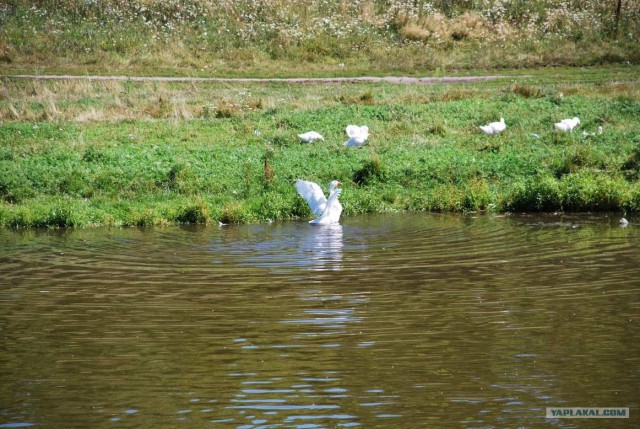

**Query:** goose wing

left=298, top=132, right=312, bottom=142
left=558, top=118, right=579, bottom=130
left=479, top=125, right=495, bottom=135
left=295, top=180, right=327, bottom=216
left=492, top=119, right=506, bottom=132
left=346, top=125, right=362, bottom=138
left=555, top=122, right=569, bottom=132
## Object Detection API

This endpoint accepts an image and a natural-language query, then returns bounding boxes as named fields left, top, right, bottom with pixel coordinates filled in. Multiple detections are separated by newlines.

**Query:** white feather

left=295, top=180, right=327, bottom=216
left=310, top=187, right=342, bottom=225
left=295, top=180, right=343, bottom=225
left=344, top=125, right=369, bottom=147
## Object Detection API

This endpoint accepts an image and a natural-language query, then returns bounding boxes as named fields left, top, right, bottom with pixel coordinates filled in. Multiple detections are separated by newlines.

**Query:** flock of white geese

left=295, top=116, right=599, bottom=225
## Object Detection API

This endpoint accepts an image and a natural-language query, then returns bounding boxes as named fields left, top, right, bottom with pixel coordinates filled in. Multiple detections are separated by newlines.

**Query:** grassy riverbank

left=1, top=70, right=639, bottom=228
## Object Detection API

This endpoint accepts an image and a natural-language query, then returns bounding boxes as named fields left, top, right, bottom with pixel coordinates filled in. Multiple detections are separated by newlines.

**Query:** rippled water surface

left=1, top=213, right=639, bottom=428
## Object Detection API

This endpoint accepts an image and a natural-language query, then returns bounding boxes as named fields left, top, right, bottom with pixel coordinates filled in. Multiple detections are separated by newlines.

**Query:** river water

left=1, top=213, right=638, bottom=429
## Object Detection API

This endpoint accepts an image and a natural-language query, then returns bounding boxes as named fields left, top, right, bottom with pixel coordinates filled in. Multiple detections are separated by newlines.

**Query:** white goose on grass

left=479, top=117, right=506, bottom=135
left=298, top=131, right=324, bottom=143
left=344, top=125, right=369, bottom=148
left=555, top=117, right=580, bottom=132
left=295, top=179, right=343, bottom=225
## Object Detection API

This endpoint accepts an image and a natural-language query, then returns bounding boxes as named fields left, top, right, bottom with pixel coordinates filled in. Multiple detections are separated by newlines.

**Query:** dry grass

left=396, top=11, right=488, bottom=42
left=1, top=68, right=639, bottom=125
left=0, top=79, right=261, bottom=122
left=0, top=77, right=389, bottom=123
left=512, top=84, right=543, bottom=98
left=75, top=108, right=105, bottom=122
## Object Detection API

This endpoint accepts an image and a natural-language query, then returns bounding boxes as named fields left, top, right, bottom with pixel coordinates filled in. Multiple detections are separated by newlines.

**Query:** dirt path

left=7, top=74, right=511, bottom=85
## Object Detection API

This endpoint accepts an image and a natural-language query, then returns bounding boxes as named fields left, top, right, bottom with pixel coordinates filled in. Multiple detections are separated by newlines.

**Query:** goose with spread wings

left=295, top=179, right=343, bottom=225
left=344, top=125, right=369, bottom=148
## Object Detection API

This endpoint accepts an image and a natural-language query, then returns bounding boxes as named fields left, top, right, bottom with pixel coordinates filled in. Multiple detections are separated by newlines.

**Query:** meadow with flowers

left=1, top=1, right=640, bottom=227
left=1, top=0, right=639, bottom=75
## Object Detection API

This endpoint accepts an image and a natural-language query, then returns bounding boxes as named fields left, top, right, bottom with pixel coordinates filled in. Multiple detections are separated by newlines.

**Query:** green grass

left=1, top=74, right=639, bottom=228
left=2, top=1, right=639, bottom=228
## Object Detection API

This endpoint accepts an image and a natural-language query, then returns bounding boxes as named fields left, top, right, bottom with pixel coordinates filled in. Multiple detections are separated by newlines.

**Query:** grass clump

left=175, top=198, right=210, bottom=224
left=621, top=144, right=640, bottom=180
left=513, top=84, right=543, bottom=99
left=506, top=175, right=565, bottom=212
left=353, top=152, right=386, bottom=186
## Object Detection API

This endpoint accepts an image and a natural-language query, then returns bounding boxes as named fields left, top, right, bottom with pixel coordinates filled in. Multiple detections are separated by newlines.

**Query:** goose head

left=329, top=180, right=343, bottom=192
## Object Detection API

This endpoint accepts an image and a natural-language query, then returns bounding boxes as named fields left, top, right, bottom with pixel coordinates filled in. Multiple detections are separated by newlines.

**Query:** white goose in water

left=344, top=125, right=369, bottom=148
left=479, top=117, right=506, bottom=135
left=298, top=131, right=324, bottom=143
left=555, top=117, right=580, bottom=132
left=295, top=179, right=343, bottom=225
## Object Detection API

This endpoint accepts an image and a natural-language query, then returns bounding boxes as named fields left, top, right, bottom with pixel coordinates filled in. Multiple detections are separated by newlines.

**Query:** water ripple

left=0, top=214, right=638, bottom=428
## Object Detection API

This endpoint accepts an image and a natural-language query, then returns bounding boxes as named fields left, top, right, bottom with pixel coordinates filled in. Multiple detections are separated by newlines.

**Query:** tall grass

left=1, top=0, right=639, bottom=76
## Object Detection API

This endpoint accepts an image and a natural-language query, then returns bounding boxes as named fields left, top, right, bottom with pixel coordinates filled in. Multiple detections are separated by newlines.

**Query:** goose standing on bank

left=555, top=117, right=580, bottom=132
left=295, top=179, right=343, bottom=225
left=479, top=118, right=506, bottom=135
left=298, top=131, right=324, bottom=143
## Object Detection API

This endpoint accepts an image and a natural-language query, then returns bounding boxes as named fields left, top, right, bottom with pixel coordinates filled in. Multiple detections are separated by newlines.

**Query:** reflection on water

left=0, top=213, right=639, bottom=429
left=211, top=223, right=345, bottom=272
